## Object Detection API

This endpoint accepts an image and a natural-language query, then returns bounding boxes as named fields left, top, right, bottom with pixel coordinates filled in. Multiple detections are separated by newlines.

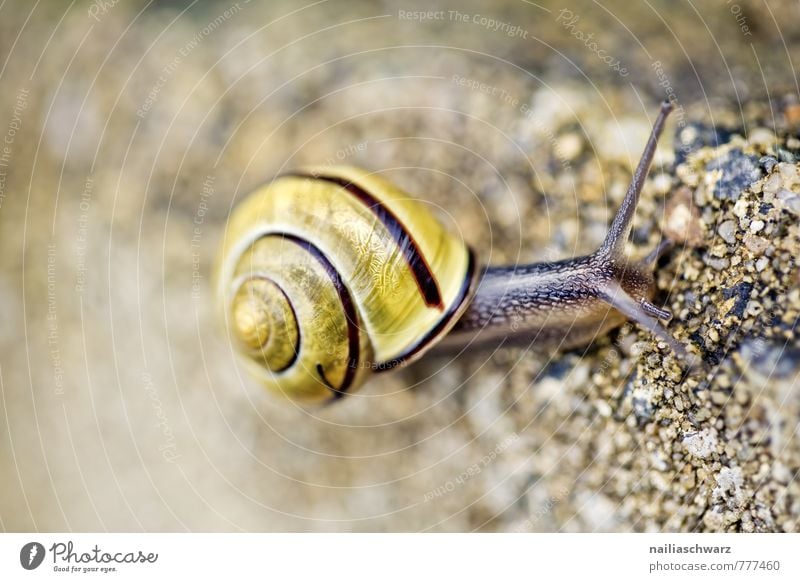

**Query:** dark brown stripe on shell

left=276, top=233, right=360, bottom=397
left=316, top=364, right=345, bottom=400
left=375, top=248, right=476, bottom=371
left=284, top=172, right=444, bottom=311
left=254, top=276, right=300, bottom=374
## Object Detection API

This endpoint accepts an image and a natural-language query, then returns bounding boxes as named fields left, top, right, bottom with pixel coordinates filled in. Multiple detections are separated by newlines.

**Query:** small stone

left=717, top=220, right=737, bottom=244
left=743, top=234, right=769, bottom=255
left=703, top=509, right=724, bottom=530
left=703, top=255, right=729, bottom=270
left=763, top=172, right=784, bottom=195
left=694, top=408, right=711, bottom=422
left=755, top=257, right=769, bottom=272
left=772, top=462, right=791, bottom=484
left=785, top=103, right=800, bottom=126
left=555, top=133, right=583, bottom=162
left=683, top=430, right=717, bottom=459
left=664, top=187, right=704, bottom=246
left=778, top=162, right=799, bottom=183
left=713, top=466, right=744, bottom=501
left=652, top=173, right=673, bottom=195
left=733, top=198, right=749, bottom=218
left=759, top=156, right=779, bottom=173
left=705, top=149, right=763, bottom=201
left=595, top=400, right=612, bottom=417
left=676, top=122, right=734, bottom=164
left=745, top=300, right=763, bottom=317
left=777, top=190, right=800, bottom=215
left=711, top=390, right=730, bottom=405
left=749, top=219, right=765, bottom=233
left=677, top=164, right=700, bottom=188
left=749, top=128, right=775, bottom=149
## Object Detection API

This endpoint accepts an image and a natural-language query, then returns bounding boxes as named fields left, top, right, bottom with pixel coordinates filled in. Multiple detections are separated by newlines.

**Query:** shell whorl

left=217, top=166, right=477, bottom=403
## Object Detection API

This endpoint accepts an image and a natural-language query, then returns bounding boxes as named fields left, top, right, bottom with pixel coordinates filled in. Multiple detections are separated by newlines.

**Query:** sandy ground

left=1, top=0, right=798, bottom=531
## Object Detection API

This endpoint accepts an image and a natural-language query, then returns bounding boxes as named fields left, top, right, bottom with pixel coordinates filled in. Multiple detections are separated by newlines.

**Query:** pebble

left=749, top=219, right=765, bottom=233
left=759, top=156, right=779, bottom=173
left=763, top=172, right=783, bottom=194
left=776, top=190, right=800, bottom=215
left=555, top=133, right=583, bottom=162
left=778, top=162, right=799, bottom=182
left=682, top=430, right=717, bottom=459
left=651, top=173, right=673, bottom=195
left=703, top=509, right=724, bottom=530
left=705, top=149, right=763, bottom=201
left=733, top=198, right=749, bottom=218
left=748, top=128, right=775, bottom=149
left=694, top=408, right=711, bottom=422
left=717, top=220, right=737, bottom=244
left=785, top=103, right=800, bottom=126
left=772, top=462, right=791, bottom=484
left=703, top=255, right=729, bottom=270
left=743, top=234, right=769, bottom=255
left=664, top=187, right=704, bottom=246
left=711, top=390, right=730, bottom=405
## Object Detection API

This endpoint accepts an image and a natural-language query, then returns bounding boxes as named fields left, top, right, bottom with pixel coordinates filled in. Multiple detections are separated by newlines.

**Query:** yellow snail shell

left=217, top=166, right=477, bottom=403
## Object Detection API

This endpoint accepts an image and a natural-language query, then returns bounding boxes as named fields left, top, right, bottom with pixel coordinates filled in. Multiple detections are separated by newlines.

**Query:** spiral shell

left=217, top=166, right=477, bottom=403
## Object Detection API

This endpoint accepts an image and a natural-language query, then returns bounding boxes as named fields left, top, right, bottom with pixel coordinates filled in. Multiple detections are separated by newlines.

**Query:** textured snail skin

left=441, top=102, right=686, bottom=357
left=218, top=102, right=686, bottom=404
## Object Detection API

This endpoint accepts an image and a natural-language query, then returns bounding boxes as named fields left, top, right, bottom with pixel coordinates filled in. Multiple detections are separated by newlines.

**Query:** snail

left=218, top=101, right=690, bottom=403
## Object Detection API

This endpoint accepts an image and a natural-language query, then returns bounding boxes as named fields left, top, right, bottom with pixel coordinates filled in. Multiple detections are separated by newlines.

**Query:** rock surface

left=0, top=0, right=798, bottom=532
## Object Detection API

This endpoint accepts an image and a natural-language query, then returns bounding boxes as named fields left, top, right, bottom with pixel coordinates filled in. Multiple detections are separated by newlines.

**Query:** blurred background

left=1, top=0, right=798, bottom=532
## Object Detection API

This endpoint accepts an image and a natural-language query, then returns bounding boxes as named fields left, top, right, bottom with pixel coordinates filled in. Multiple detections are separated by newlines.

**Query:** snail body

left=218, top=102, right=687, bottom=403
